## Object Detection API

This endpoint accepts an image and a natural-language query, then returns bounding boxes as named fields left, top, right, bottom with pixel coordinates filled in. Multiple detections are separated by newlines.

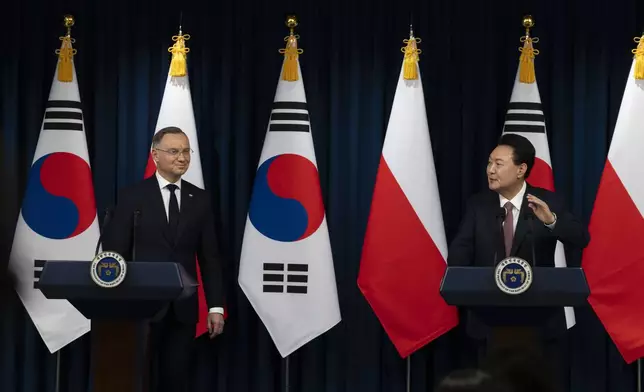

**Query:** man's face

left=486, top=145, right=526, bottom=192
left=152, top=133, right=191, bottom=180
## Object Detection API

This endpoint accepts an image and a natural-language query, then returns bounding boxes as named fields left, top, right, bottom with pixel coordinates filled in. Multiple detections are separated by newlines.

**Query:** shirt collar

left=155, top=171, right=182, bottom=191
left=499, top=181, right=527, bottom=211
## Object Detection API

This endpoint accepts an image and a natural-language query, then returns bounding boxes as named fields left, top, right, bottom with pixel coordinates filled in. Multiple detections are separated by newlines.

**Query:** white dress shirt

left=498, top=181, right=556, bottom=232
left=155, top=172, right=224, bottom=316
left=499, top=181, right=526, bottom=234
left=156, top=171, right=182, bottom=220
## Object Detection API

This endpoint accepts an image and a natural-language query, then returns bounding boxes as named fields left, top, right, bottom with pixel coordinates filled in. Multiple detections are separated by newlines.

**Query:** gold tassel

left=519, top=36, right=539, bottom=84
left=168, top=31, right=190, bottom=77
left=55, top=16, right=77, bottom=83
left=633, top=35, right=644, bottom=80
left=279, top=16, right=303, bottom=81
left=279, top=34, right=302, bottom=81
left=401, top=33, right=421, bottom=80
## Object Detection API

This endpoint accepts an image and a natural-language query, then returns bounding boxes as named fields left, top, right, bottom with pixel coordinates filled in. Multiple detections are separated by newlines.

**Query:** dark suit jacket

left=447, top=184, right=590, bottom=339
left=103, top=176, right=224, bottom=324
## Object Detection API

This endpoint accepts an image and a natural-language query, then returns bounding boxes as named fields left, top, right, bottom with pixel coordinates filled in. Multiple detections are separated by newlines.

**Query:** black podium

left=440, top=266, right=589, bottom=307
left=38, top=261, right=197, bottom=392
left=440, top=266, right=590, bottom=358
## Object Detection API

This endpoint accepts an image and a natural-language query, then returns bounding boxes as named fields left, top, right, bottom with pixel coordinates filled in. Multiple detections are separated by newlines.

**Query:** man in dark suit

left=448, top=133, right=589, bottom=269
left=103, top=126, right=225, bottom=392
left=447, top=133, right=589, bottom=390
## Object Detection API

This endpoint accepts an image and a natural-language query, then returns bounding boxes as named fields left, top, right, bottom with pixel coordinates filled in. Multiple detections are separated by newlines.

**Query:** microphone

left=132, top=210, right=141, bottom=261
left=524, top=211, right=538, bottom=267
left=94, top=208, right=112, bottom=257
left=493, top=207, right=506, bottom=265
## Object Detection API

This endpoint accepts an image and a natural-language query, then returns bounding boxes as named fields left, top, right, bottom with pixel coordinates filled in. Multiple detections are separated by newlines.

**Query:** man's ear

left=517, top=163, right=527, bottom=179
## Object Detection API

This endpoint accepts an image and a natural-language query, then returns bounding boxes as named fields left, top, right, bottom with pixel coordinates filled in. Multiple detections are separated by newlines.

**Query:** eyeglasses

left=155, top=148, right=194, bottom=158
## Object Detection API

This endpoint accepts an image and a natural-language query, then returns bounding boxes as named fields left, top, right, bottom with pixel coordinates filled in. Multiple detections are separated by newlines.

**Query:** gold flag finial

left=518, top=15, right=539, bottom=84
left=633, top=34, right=644, bottom=80
left=401, top=25, right=421, bottom=80
left=55, top=15, right=77, bottom=82
left=168, top=25, right=190, bottom=77
left=279, top=15, right=303, bottom=81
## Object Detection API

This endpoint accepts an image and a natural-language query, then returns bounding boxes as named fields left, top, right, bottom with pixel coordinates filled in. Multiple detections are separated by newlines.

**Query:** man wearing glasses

left=103, top=126, right=224, bottom=392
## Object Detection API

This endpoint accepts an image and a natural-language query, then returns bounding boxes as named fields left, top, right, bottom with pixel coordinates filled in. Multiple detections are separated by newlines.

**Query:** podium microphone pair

left=94, top=208, right=140, bottom=260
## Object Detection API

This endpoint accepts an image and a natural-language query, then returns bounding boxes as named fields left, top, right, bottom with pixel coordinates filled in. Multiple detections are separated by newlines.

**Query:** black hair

left=498, top=133, right=536, bottom=179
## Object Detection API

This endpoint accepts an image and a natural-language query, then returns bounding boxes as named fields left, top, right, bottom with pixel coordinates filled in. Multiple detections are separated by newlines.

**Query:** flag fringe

left=168, top=32, right=190, bottom=77
left=519, top=36, right=539, bottom=84
left=633, top=35, right=644, bottom=80
left=402, top=36, right=421, bottom=80
left=56, top=35, right=76, bottom=82
left=280, top=33, right=302, bottom=81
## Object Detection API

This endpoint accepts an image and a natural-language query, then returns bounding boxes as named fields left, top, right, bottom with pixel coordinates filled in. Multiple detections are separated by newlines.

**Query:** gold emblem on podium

left=90, top=251, right=127, bottom=288
left=495, top=257, right=533, bottom=295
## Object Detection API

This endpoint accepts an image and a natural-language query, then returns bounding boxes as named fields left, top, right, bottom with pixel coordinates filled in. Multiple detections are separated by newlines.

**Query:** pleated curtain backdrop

left=1, top=0, right=644, bottom=391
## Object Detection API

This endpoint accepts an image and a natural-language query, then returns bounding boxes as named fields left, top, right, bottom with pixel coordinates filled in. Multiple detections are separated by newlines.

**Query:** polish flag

left=583, top=41, right=644, bottom=363
left=357, top=32, right=458, bottom=358
left=502, top=36, right=575, bottom=328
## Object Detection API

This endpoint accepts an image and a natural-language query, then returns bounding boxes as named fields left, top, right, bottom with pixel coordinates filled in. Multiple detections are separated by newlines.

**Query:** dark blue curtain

left=2, top=0, right=644, bottom=391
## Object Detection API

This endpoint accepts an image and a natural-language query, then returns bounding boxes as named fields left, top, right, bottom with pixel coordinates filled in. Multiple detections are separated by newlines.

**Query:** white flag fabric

left=9, top=41, right=94, bottom=352
left=502, top=68, right=576, bottom=329
left=238, top=57, right=341, bottom=357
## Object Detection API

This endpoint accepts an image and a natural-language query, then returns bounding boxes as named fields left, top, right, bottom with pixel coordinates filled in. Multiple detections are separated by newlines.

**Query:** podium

left=440, top=266, right=590, bottom=355
left=38, top=260, right=197, bottom=392
left=440, top=266, right=590, bottom=307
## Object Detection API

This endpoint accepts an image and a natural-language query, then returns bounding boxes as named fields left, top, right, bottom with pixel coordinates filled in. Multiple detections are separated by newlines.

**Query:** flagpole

left=55, top=350, right=61, bottom=392
left=638, top=358, right=641, bottom=392
left=406, top=355, right=411, bottom=392
left=283, top=355, right=290, bottom=392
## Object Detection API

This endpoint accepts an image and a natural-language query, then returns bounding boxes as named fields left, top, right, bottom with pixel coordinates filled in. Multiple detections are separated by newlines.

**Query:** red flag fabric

left=357, top=35, right=458, bottom=357
left=583, top=57, right=644, bottom=364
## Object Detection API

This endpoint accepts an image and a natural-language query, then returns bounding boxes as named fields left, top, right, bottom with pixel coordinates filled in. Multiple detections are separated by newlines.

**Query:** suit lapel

left=510, top=186, right=531, bottom=256
left=147, top=177, right=173, bottom=248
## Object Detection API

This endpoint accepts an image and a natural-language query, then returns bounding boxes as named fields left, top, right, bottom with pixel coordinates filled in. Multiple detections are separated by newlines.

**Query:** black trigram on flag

left=268, top=101, right=310, bottom=132
left=43, top=100, right=83, bottom=131
left=263, top=263, right=308, bottom=294
left=503, top=102, right=545, bottom=133
left=33, top=259, right=46, bottom=289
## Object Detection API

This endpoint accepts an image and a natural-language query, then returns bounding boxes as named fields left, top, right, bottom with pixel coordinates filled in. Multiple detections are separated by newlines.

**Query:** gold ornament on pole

left=168, top=25, right=191, bottom=77
left=55, top=15, right=77, bottom=82
left=633, top=34, right=644, bottom=80
left=518, top=15, right=539, bottom=84
left=279, top=15, right=303, bottom=81
left=401, top=25, right=421, bottom=80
